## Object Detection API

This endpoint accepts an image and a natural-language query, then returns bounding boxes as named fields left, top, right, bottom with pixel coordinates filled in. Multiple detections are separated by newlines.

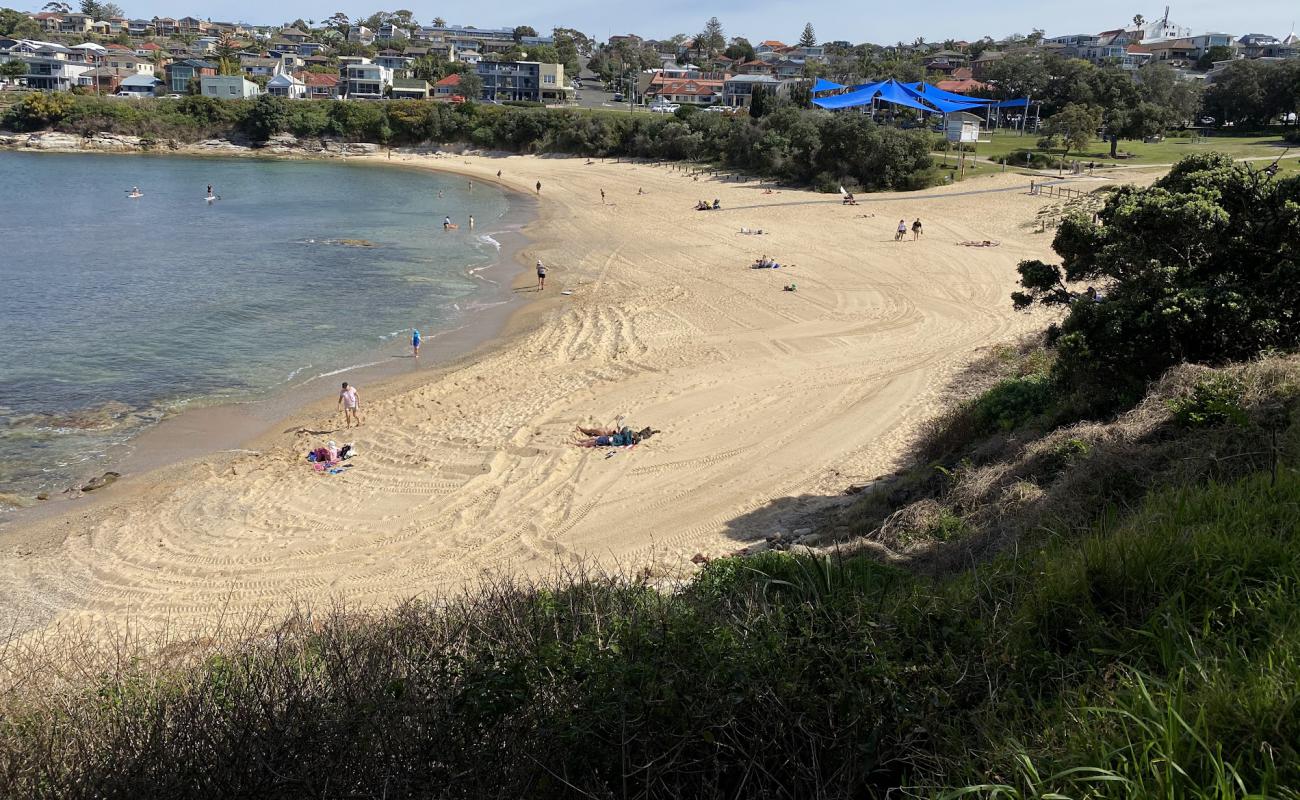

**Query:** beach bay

left=0, top=151, right=1070, bottom=637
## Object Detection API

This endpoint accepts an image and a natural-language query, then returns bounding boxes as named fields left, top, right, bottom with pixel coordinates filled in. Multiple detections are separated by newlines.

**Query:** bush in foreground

left=2, top=459, right=1298, bottom=797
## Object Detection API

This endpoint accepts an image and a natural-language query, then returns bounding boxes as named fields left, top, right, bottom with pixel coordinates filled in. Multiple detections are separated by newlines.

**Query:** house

left=795, top=45, right=826, bottom=62
left=345, top=62, right=392, bottom=98
left=772, top=59, right=805, bottom=79
left=376, top=23, right=409, bottom=42
left=267, top=72, right=307, bottom=98
left=645, top=73, right=725, bottom=106
left=105, top=53, right=154, bottom=74
left=934, top=78, right=989, bottom=94
left=33, top=13, right=63, bottom=34
left=477, top=60, right=549, bottom=102
left=347, top=25, right=375, bottom=45
left=302, top=55, right=333, bottom=69
left=722, top=73, right=783, bottom=107
left=607, top=34, right=642, bottom=46
left=423, top=41, right=457, bottom=61
left=135, top=41, right=163, bottom=58
left=1145, top=38, right=1198, bottom=64
left=755, top=40, right=787, bottom=56
left=431, top=72, right=462, bottom=101
left=374, top=49, right=413, bottom=73
left=735, top=59, right=774, bottom=76
left=152, top=17, right=177, bottom=37
left=128, top=19, right=153, bottom=37
left=79, top=66, right=127, bottom=93
left=1128, top=11, right=1192, bottom=43
left=390, top=77, right=429, bottom=98
left=297, top=42, right=328, bottom=57
left=538, top=62, right=573, bottom=103
left=278, top=27, right=310, bottom=43
left=117, top=72, right=163, bottom=95
left=1237, top=33, right=1297, bottom=59
left=239, top=55, right=279, bottom=77
left=58, top=13, right=95, bottom=35
left=201, top=74, right=261, bottom=97
left=277, top=53, right=305, bottom=71
left=300, top=71, right=341, bottom=98
left=166, top=58, right=215, bottom=93
left=177, top=17, right=206, bottom=35
left=457, top=49, right=482, bottom=65
left=970, top=50, right=1004, bottom=78
left=14, top=51, right=91, bottom=91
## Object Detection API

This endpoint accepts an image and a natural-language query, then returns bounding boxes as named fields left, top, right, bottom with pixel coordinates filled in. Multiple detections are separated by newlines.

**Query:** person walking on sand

left=600, top=188, right=606, bottom=204
left=536, top=259, right=547, bottom=290
left=412, top=328, right=421, bottom=358
left=496, top=169, right=502, bottom=178
left=895, top=219, right=907, bottom=241
left=536, top=180, right=542, bottom=194
left=911, top=218, right=923, bottom=240
left=338, top=381, right=360, bottom=427
left=468, top=215, right=475, bottom=230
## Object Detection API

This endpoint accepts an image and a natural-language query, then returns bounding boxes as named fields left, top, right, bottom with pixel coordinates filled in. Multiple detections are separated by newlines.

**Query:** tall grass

left=1, top=466, right=1297, bottom=798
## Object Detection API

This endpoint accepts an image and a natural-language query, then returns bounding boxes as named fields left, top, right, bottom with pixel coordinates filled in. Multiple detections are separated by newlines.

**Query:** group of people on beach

left=895, top=218, right=923, bottom=241
left=443, top=215, right=474, bottom=231
left=695, top=199, right=722, bottom=211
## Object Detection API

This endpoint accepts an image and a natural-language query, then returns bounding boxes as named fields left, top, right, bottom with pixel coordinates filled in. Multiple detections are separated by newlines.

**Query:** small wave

left=306, top=359, right=392, bottom=382
left=477, top=234, right=502, bottom=251
left=285, top=364, right=312, bottom=382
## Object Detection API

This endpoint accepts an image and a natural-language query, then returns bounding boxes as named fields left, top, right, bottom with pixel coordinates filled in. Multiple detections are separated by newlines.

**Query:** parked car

left=704, top=105, right=729, bottom=113
left=650, top=103, right=679, bottom=113
left=1199, top=116, right=1216, bottom=125
left=612, top=92, right=624, bottom=102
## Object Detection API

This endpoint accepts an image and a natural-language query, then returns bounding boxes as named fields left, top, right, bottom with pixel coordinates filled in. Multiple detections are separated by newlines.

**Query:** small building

left=345, top=62, right=392, bottom=98
left=538, top=62, right=573, bottom=103
left=300, top=71, right=341, bottom=98
left=390, top=77, right=430, bottom=99
left=118, top=72, right=163, bottom=96
left=201, top=74, right=261, bottom=98
left=297, top=42, right=328, bottom=57
left=104, top=52, right=154, bottom=75
left=347, top=25, right=375, bottom=45
left=476, top=60, right=540, bottom=102
left=431, top=72, right=462, bottom=101
left=374, top=49, right=413, bottom=73
left=266, top=72, right=307, bottom=98
left=239, top=56, right=279, bottom=77
left=375, top=23, right=409, bottom=42
left=166, top=58, right=215, bottom=93
left=278, top=26, right=310, bottom=43
left=722, top=74, right=784, bottom=107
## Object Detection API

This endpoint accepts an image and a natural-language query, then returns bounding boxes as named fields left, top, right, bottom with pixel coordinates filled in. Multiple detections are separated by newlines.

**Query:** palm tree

left=432, top=16, right=446, bottom=28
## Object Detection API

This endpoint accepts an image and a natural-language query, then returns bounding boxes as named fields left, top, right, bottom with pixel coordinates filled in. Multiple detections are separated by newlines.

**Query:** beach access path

left=0, top=155, right=1087, bottom=637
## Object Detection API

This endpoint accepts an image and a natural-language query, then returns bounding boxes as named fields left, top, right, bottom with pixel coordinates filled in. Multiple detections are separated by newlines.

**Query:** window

left=229, top=86, right=237, bottom=94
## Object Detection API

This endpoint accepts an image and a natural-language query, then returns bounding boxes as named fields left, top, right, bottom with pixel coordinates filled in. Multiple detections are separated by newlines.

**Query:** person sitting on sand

left=443, top=216, right=452, bottom=230
left=842, top=192, right=857, bottom=205
left=573, top=425, right=657, bottom=448
left=783, top=283, right=797, bottom=292
left=696, top=200, right=710, bottom=211
left=712, top=198, right=721, bottom=210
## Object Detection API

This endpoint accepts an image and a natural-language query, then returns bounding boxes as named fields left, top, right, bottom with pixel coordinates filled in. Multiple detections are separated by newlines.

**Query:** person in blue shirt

left=412, top=328, right=421, bottom=358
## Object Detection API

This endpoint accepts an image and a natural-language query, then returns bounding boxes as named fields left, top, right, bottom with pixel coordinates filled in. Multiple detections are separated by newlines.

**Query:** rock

left=36, top=493, right=49, bottom=501
left=85, top=132, right=144, bottom=151
left=26, top=132, right=83, bottom=151
left=690, top=553, right=710, bottom=565
left=787, top=544, right=820, bottom=558
left=193, top=138, right=248, bottom=153
left=0, top=493, right=35, bottom=509
left=845, top=482, right=875, bottom=495
left=81, top=471, right=121, bottom=492
left=792, top=527, right=813, bottom=537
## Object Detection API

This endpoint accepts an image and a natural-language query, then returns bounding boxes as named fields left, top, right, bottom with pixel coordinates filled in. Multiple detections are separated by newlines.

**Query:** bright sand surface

left=0, top=154, right=1083, bottom=637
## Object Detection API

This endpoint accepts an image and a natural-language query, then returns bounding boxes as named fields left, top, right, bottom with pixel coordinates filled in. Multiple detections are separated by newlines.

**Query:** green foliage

left=1013, top=153, right=1300, bottom=412
left=5, top=468, right=1300, bottom=796
left=239, top=94, right=288, bottom=142
left=1168, top=376, right=1249, bottom=427
left=1203, top=59, right=1300, bottom=127
left=1041, top=103, right=1102, bottom=154
left=6, top=91, right=76, bottom=131
left=970, top=373, right=1058, bottom=432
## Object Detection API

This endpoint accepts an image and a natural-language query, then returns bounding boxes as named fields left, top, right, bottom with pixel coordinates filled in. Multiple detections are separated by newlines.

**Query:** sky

left=16, top=0, right=1298, bottom=43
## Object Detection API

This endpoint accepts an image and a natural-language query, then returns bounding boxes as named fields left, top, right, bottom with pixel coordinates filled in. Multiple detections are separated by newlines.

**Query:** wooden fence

left=1028, top=181, right=1086, bottom=200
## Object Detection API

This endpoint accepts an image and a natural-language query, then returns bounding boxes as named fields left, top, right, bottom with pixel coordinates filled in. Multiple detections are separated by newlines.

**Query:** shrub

left=1168, top=375, right=1248, bottom=427
left=970, top=373, right=1058, bottom=432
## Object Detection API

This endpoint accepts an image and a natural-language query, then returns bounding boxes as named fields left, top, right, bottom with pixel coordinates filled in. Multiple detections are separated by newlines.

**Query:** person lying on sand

left=958, top=240, right=1001, bottom=247
left=573, top=425, right=657, bottom=448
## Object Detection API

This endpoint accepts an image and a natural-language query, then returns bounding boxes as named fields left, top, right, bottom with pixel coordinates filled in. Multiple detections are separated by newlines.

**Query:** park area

left=946, top=128, right=1297, bottom=174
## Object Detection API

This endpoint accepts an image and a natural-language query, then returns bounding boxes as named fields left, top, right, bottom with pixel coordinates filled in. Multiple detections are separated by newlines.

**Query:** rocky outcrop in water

left=0, top=130, right=384, bottom=158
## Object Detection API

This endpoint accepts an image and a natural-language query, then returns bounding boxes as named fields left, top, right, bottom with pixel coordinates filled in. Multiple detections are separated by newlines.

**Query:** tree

left=798, top=22, right=816, bottom=48
left=512, top=25, right=537, bottom=42
left=1203, top=59, right=1296, bottom=127
left=42, top=2, right=71, bottom=13
left=725, top=37, right=754, bottom=62
left=432, top=16, right=446, bottom=27
left=12, top=17, right=40, bottom=38
left=700, top=16, right=725, bottom=56
left=1088, top=66, right=1153, bottom=156
left=982, top=53, right=1050, bottom=101
left=1194, top=45, right=1235, bottom=72
left=1012, top=153, right=1300, bottom=410
left=457, top=70, right=483, bottom=101
left=0, top=7, right=28, bottom=36
left=79, top=0, right=100, bottom=16
left=214, top=38, right=240, bottom=75
left=0, top=58, right=26, bottom=82
left=1132, top=14, right=1145, bottom=27
left=1041, top=103, right=1102, bottom=153
left=100, top=1, right=122, bottom=15
left=325, top=12, right=349, bottom=35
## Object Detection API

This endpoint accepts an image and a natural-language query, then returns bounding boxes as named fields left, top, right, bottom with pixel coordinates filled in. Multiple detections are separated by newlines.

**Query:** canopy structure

left=810, top=78, right=845, bottom=94
left=811, top=78, right=1027, bottom=116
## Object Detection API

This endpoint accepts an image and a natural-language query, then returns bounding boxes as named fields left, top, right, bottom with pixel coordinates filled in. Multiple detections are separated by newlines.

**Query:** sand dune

left=0, top=155, right=1070, bottom=636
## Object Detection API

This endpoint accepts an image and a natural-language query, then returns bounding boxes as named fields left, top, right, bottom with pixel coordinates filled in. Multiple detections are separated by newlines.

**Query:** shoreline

left=0, top=147, right=1080, bottom=639
left=0, top=143, right=547, bottom=526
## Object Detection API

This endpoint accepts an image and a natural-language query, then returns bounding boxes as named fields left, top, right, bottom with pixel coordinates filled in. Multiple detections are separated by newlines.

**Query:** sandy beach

left=0, top=153, right=1078, bottom=637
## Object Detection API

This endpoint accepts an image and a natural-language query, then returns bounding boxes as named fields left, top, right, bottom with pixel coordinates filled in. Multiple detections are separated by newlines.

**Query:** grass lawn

left=951, top=129, right=1294, bottom=167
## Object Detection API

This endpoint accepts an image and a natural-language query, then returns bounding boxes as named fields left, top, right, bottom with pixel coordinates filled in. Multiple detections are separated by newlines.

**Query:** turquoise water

left=0, top=151, right=522, bottom=497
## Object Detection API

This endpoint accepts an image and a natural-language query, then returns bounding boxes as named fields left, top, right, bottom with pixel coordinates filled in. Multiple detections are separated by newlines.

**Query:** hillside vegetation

left=1, top=156, right=1297, bottom=799
left=2, top=93, right=937, bottom=192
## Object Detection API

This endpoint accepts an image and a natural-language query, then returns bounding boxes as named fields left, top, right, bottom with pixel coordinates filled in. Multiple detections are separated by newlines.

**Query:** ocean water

left=0, top=150, right=522, bottom=498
